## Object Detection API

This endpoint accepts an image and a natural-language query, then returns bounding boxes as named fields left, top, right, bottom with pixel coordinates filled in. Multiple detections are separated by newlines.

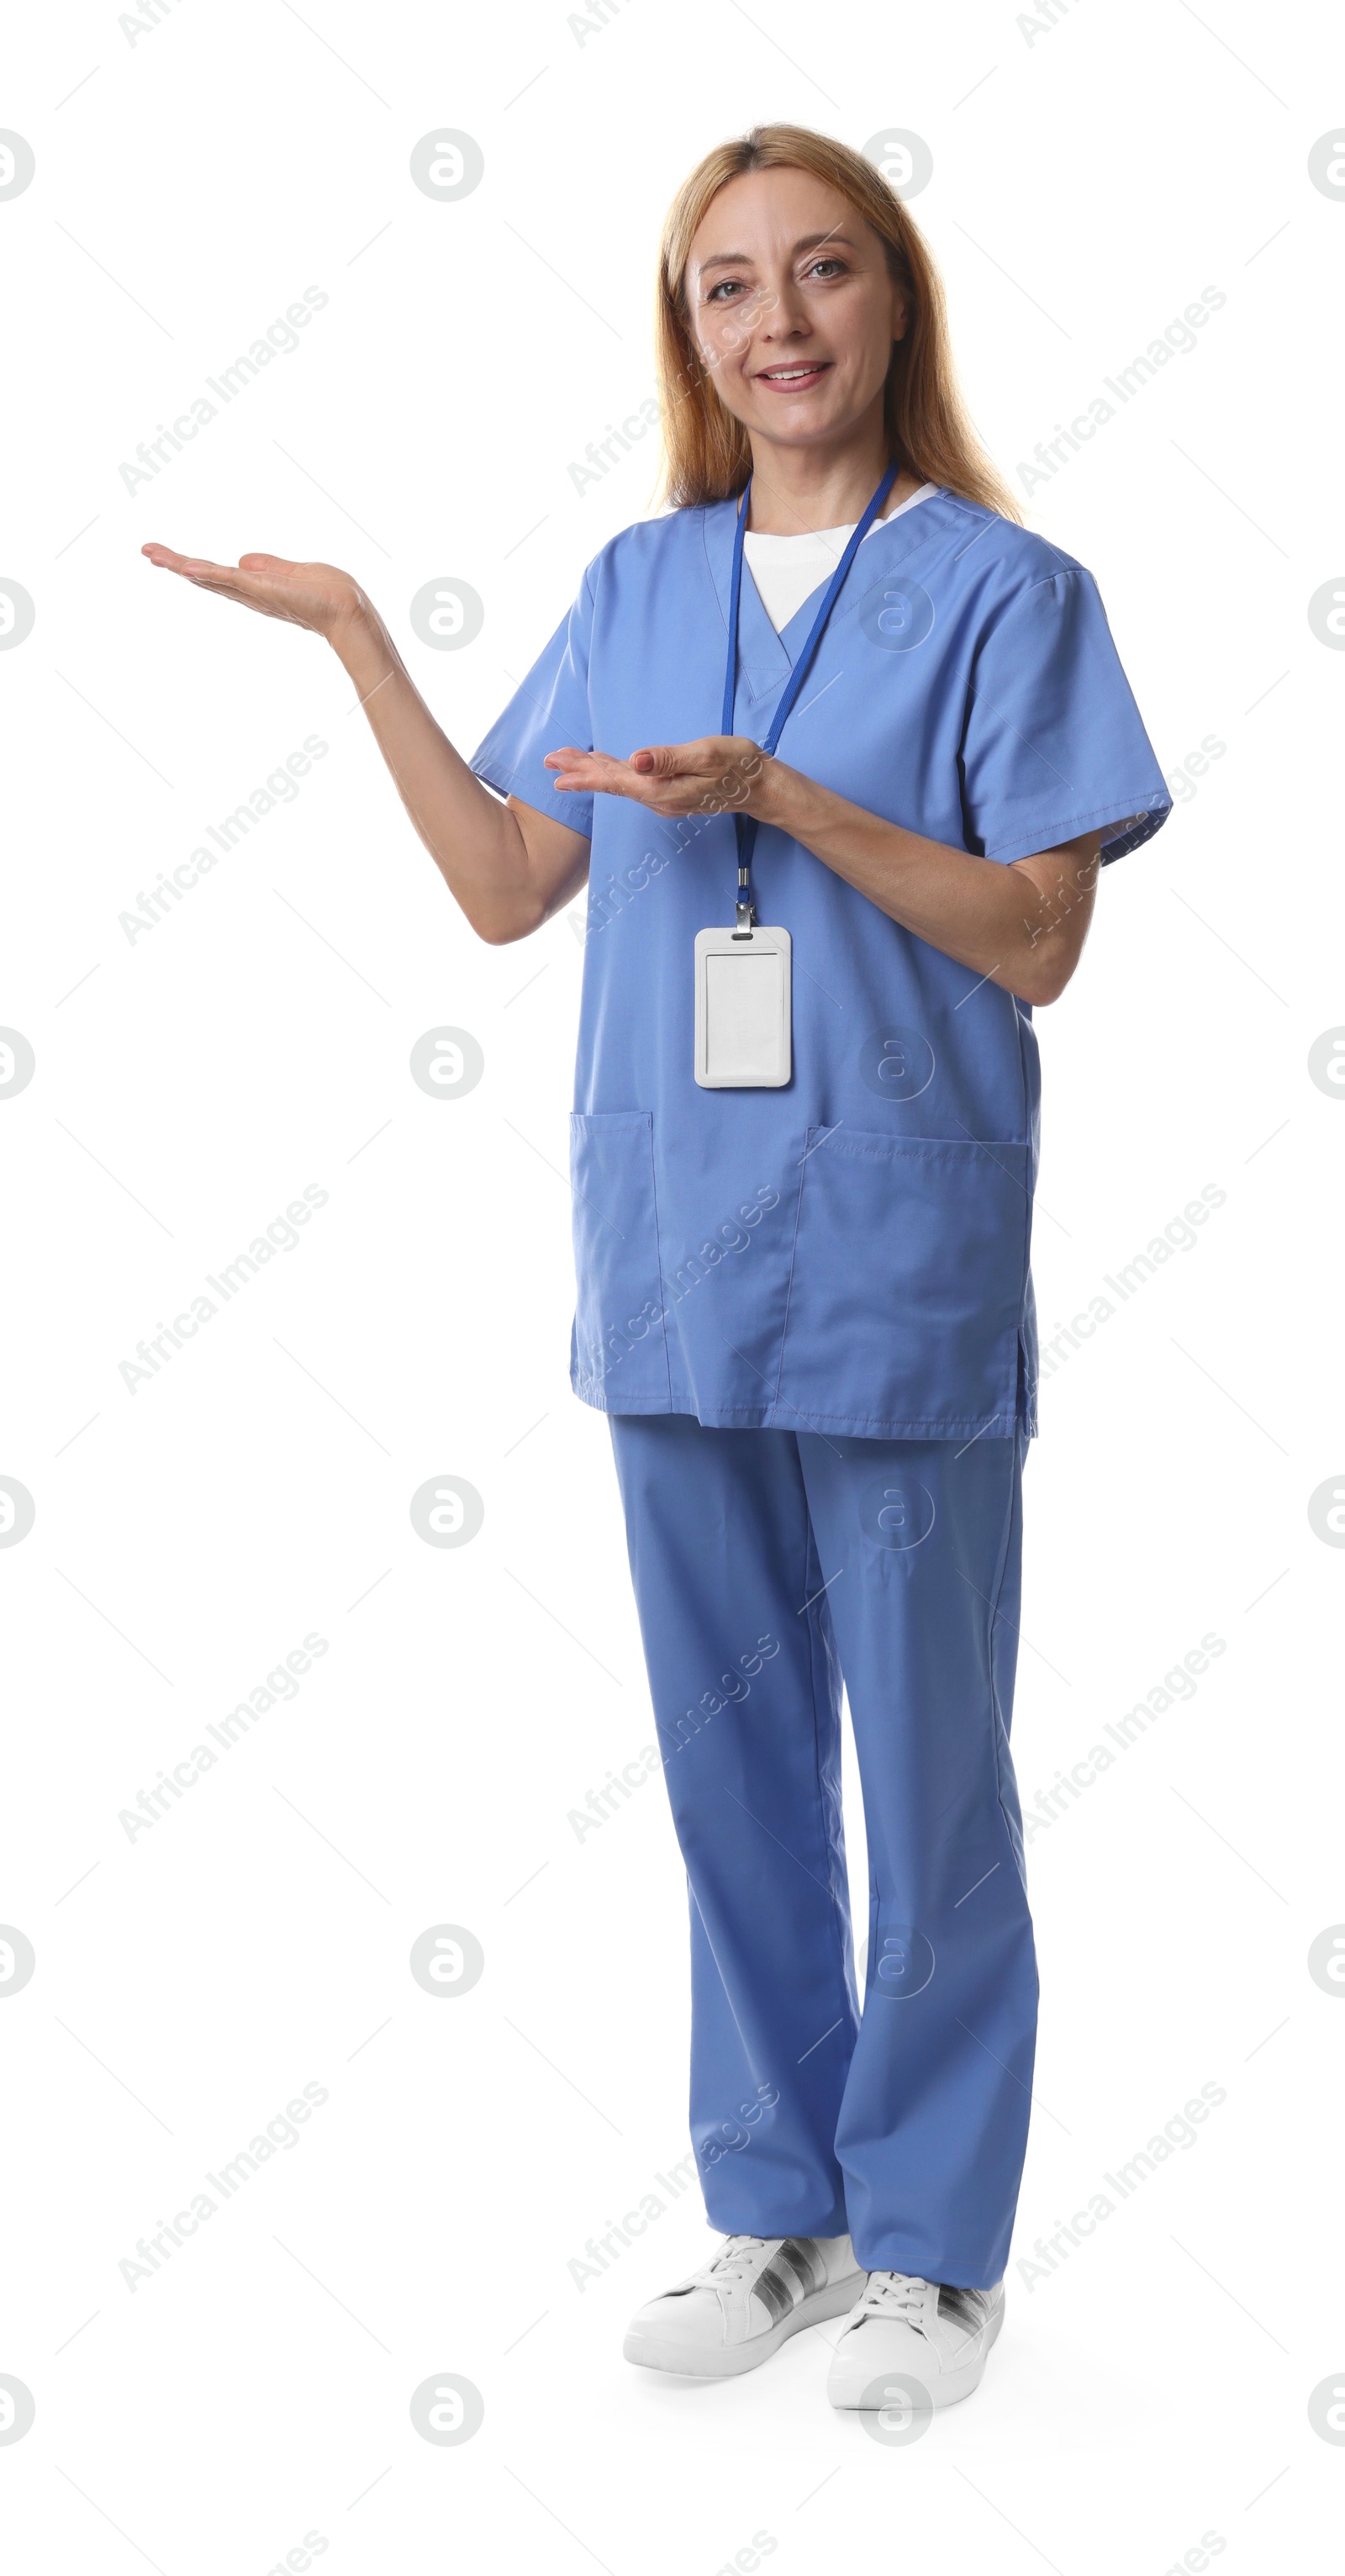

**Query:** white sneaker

left=624, top=2233, right=864, bottom=2378
left=826, top=2272, right=1005, bottom=2410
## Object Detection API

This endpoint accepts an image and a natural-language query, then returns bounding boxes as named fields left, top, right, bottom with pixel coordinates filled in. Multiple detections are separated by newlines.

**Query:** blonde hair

left=655, top=124, right=1022, bottom=524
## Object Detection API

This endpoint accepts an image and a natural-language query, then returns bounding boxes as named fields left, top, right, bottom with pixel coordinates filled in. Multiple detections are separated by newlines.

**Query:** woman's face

left=684, top=166, right=907, bottom=453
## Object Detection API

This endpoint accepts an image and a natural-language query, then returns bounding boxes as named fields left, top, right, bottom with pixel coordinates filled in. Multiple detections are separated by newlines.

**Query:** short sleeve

left=469, top=563, right=598, bottom=837
left=959, top=566, right=1171, bottom=868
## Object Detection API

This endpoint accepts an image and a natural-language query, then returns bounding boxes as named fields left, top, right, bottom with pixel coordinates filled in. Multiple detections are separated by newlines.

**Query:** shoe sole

left=624, top=2272, right=866, bottom=2379
left=827, top=2294, right=1005, bottom=2411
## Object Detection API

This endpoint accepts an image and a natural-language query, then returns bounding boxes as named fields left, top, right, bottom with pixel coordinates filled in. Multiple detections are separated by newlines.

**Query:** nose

left=757, top=279, right=813, bottom=343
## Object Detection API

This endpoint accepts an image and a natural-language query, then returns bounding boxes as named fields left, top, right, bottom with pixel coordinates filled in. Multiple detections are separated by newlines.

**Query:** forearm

left=333, top=607, right=547, bottom=942
left=761, top=759, right=1094, bottom=1006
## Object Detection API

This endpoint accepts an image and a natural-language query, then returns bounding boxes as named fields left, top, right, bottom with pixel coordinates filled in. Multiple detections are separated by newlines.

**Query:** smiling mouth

left=754, top=361, right=833, bottom=388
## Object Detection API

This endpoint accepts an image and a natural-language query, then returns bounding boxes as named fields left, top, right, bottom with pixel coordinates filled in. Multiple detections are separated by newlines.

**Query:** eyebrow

left=697, top=231, right=857, bottom=275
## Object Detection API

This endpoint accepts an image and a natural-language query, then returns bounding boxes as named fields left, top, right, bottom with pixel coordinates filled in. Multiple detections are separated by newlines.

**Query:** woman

left=145, top=124, right=1170, bottom=2415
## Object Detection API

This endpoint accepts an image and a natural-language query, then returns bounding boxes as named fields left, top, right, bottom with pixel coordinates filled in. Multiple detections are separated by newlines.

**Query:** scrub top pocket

left=774, top=1127, right=1031, bottom=1435
left=569, top=1111, right=673, bottom=1411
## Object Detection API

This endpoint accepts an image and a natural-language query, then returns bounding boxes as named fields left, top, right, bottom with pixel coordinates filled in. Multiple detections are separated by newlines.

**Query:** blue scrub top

left=470, top=487, right=1171, bottom=1441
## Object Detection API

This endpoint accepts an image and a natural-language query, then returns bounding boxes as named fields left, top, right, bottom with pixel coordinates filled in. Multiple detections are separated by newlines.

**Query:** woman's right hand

left=141, top=540, right=590, bottom=943
left=140, top=543, right=368, bottom=647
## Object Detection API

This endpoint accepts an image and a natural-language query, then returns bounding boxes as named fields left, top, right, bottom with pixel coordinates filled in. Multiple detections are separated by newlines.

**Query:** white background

left=2, top=2, right=1342, bottom=2569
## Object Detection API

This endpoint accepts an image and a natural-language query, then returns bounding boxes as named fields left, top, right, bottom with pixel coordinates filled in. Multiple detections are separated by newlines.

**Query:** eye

left=804, top=256, right=847, bottom=281
left=706, top=277, right=746, bottom=303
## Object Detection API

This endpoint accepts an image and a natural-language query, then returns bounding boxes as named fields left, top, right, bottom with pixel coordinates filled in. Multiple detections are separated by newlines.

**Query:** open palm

left=141, top=542, right=362, bottom=644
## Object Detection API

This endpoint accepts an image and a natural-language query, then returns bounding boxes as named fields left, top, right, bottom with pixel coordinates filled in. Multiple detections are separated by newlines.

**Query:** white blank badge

left=694, top=926, right=792, bottom=1088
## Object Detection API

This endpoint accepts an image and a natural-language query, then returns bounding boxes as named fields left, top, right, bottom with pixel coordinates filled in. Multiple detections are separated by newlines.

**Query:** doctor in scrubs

left=145, top=123, right=1171, bottom=2415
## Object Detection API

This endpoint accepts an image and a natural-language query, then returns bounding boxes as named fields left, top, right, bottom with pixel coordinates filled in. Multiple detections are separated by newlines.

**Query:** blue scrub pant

left=607, top=1414, right=1036, bottom=2289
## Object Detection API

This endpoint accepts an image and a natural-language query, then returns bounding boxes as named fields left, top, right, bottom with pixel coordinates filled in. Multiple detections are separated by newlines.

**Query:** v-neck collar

left=702, top=488, right=948, bottom=715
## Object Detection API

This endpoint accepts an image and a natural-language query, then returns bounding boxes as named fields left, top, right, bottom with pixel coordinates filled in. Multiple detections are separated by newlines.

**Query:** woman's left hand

left=544, top=735, right=778, bottom=820
left=544, top=731, right=1103, bottom=1006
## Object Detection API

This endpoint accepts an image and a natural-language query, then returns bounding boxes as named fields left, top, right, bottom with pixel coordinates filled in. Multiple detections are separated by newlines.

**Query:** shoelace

left=699, top=2234, right=771, bottom=2287
left=858, top=2270, right=932, bottom=2325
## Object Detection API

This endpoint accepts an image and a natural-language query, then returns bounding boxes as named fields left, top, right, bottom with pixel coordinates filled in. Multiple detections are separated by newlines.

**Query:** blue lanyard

left=721, top=458, right=897, bottom=926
